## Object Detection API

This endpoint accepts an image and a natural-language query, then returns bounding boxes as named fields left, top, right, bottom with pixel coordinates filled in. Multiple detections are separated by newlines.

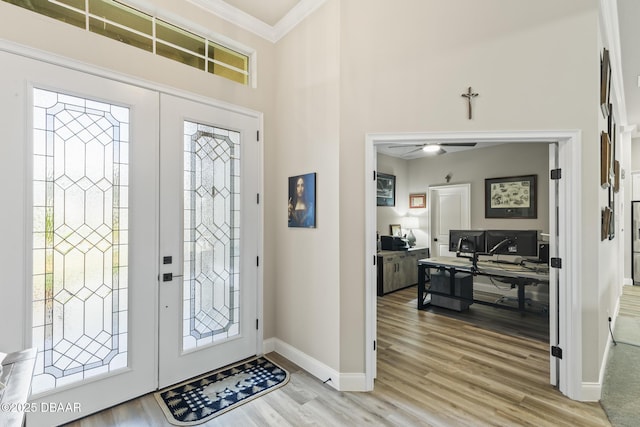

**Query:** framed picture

left=601, top=132, right=611, bottom=188
left=409, top=193, right=426, bottom=209
left=485, top=175, right=537, bottom=218
left=389, top=224, right=401, bottom=237
left=600, top=48, right=611, bottom=118
left=377, top=173, right=396, bottom=206
left=288, top=172, right=316, bottom=228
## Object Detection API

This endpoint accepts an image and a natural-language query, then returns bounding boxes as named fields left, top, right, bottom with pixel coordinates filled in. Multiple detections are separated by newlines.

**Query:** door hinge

left=373, top=170, right=376, bottom=181
left=551, top=345, right=563, bottom=359
left=256, top=319, right=259, bottom=330
left=550, top=168, right=562, bottom=180
left=257, top=193, right=260, bottom=204
left=550, top=257, right=562, bottom=268
left=373, top=340, right=376, bottom=351
left=373, top=255, right=377, bottom=266
left=256, top=256, right=260, bottom=267
left=257, top=130, right=260, bottom=141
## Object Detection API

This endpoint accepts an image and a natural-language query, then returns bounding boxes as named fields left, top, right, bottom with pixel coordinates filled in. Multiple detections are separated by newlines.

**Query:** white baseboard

left=262, top=338, right=367, bottom=391
left=580, top=382, right=602, bottom=402
left=589, top=285, right=624, bottom=402
left=623, top=277, right=633, bottom=286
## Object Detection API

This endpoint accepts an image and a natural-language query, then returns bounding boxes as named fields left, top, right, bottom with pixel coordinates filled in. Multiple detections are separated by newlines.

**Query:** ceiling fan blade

left=439, top=142, right=477, bottom=147
left=388, top=144, right=427, bottom=149
left=401, top=147, right=424, bottom=156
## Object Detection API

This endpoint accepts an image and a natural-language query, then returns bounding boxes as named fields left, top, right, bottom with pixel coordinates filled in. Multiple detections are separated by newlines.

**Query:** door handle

left=162, top=273, right=184, bottom=282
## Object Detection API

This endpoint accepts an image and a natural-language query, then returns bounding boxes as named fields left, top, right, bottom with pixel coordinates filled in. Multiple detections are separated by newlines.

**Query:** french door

left=0, top=50, right=260, bottom=426
left=158, top=94, right=260, bottom=388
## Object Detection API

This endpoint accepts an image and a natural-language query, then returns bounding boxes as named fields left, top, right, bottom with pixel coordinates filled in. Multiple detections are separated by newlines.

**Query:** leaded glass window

left=183, top=121, right=240, bottom=351
left=32, top=88, right=129, bottom=393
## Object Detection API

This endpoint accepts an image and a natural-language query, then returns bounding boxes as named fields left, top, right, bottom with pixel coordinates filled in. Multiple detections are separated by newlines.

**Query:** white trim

left=271, top=0, right=328, bottom=42
left=264, top=338, right=368, bottom=391
left=187, top=0, right=327, bottom=43
left=364, top=137, right=377, bottom=390
left=593, top=286, right=622, bottom=402
left=580, top=383, right=602, bottom=402
left=268, top=339, right=336, bottom=390
left=364, top=130, right=584, bottom=400
left=0, top=40, right=260, bottom=120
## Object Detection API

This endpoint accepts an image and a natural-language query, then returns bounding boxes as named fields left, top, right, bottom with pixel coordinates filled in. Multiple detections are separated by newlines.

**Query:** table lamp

left=402, top=216, right=419, bottom=247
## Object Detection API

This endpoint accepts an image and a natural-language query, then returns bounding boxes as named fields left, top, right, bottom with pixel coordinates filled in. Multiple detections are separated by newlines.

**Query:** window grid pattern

left=3, top=0, right=250, bottom=85
left=32, top=88, right=129, bottom=393
left=183, top=121, right=240, bottom=351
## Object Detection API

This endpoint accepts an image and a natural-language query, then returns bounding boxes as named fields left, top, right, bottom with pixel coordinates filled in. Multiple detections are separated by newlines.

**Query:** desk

left=417, top=256, right=549, bottom=312
left=1, top=348, right=36, bottom=427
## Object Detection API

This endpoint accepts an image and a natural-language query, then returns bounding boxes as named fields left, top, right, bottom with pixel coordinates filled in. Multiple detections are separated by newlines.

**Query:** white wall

left=272, top=0, right=342, bottom=370
left=377, top=143, right=550, bottom=249
left=338, top=0, right=604, bottom=382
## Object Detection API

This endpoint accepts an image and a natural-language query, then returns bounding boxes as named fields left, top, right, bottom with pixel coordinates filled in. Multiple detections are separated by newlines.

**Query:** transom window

left=3, top=0, right=251, bottom=85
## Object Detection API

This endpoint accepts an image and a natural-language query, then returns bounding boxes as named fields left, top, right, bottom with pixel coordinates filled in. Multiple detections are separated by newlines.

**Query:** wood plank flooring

left=619, top=284, right=640, bottom=317
left=65, top=286, right=610, bottom=426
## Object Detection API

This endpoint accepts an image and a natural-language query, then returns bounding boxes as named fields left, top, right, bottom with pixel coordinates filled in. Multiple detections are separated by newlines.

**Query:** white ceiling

left=222, top=0, right=301, bottom=26
left=208, top=1, right=640, bottom=150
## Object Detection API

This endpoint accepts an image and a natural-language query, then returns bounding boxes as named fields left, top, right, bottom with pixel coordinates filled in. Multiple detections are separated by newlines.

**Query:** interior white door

left=158, top=94, right=260, bottom=388
left=429, top=184, right=471, bottom=257
left=0, top=51, right=159, bottom=427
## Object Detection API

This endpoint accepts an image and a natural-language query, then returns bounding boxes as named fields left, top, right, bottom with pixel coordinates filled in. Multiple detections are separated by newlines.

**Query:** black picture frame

left=288, top=172, right=316, bottom=228
left=485, top=175, right=537, bottom=218
left=601, top=48, right=611, bottom=118
left=377, top=173, right=396, bottom=206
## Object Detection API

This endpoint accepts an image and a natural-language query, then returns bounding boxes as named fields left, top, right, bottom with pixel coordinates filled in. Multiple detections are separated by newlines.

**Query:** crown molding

left=188, top=0, right=326, bottom=43
left=272, top=0, right=327, bottom=42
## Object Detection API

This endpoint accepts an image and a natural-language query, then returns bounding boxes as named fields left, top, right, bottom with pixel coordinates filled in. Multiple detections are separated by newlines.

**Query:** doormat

left=154, top=356, right=289, bottom=426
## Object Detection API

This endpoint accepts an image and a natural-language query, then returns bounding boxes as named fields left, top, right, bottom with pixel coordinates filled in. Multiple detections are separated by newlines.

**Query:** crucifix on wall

left=461, top=86, right=478, bottom=119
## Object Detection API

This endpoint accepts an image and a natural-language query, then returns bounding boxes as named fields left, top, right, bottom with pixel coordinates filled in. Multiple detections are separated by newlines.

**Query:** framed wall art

left=377, top=173, right=396, bottom=206
left=389, top=224, right=401, bottom=236
left=485, top=175, right=537, bottom=219
left=288, top=172, right=316, bottom=228
left=600, top=47, right=611, bottom=118
left=409, top=193, right=426, bottom=209
left=601, top=132, right=611, bottom=188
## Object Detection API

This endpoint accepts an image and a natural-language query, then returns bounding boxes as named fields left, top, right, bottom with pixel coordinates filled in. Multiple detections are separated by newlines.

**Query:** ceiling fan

left=389, top=142, right=477, bottom=156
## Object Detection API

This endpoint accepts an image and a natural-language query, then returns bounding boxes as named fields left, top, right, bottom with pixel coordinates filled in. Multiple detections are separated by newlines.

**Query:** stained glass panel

left=32, top=88, right=129, bottom=393
left=183, top=121, right=240, bottom=351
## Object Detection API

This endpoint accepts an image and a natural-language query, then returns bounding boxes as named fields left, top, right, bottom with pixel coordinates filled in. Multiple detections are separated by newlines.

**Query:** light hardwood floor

left=619, top=284, right=640, bottom=317
left=65, top=286, right=610, bottom=426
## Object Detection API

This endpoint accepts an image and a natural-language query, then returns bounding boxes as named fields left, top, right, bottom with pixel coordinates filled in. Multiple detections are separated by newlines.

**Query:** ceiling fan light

left=422, top=145, right=441, bottom=153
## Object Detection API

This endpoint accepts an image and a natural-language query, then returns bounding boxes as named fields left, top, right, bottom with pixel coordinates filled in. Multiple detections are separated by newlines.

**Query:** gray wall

left=377, top=143, right=550, bottom=248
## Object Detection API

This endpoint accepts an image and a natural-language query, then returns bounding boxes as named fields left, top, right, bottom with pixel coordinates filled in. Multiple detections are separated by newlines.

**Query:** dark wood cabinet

left=377, top=247, right=429, bottom=295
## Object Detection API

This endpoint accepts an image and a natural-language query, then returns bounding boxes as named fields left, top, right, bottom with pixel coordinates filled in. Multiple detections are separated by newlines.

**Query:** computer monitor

left=485, top=229, right=538, bottom=257
left=449, top=230, right=486, bottom=254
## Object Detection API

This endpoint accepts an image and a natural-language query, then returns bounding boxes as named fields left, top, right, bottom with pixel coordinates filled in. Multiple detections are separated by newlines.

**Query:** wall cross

left=461, top=87, right=478, bottom=119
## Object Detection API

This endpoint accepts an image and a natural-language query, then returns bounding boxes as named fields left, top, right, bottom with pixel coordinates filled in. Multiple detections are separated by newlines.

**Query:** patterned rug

left=154, top=356, right=289, bottom=425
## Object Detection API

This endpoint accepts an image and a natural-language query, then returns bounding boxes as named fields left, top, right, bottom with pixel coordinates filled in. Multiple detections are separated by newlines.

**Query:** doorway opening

left=364, top=130, right=583, bottom=400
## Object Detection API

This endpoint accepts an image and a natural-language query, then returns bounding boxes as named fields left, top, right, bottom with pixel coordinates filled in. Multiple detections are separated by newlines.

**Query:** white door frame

left=365, top=130, right=582, bottom=400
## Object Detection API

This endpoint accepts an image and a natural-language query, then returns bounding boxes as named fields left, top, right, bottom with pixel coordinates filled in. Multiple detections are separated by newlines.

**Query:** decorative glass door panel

left=158, top=93, right=258, bottom=388
left=0, top=50, right=159, bottom=426
left=31, top=88, right=129, bottom=393
left=183, top=121, right=240, bottom=351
